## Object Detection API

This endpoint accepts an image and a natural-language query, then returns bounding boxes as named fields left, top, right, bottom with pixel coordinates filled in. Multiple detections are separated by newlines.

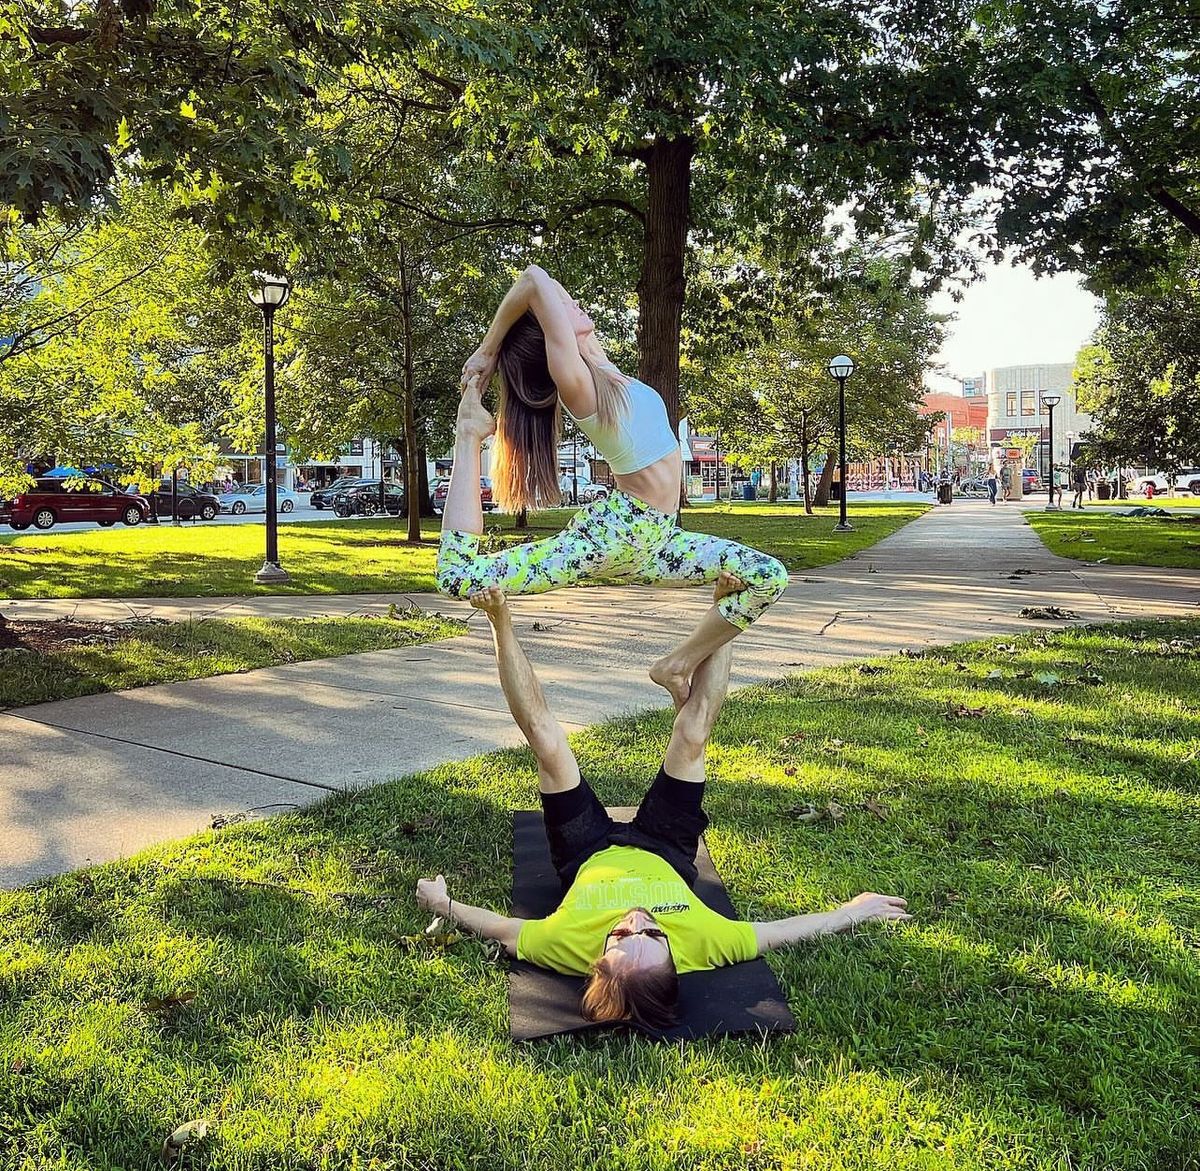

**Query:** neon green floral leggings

left=437, top=491, right=788, bottom=630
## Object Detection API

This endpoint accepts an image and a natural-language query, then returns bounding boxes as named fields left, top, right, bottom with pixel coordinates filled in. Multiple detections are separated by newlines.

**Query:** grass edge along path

left=1, top=616, right=1197, bottom=1169
left=0, top=611, right=465, bottom=709
left=1026, top=507, right=1200, bottom=569
left=0, top=501, right=929, bottom=600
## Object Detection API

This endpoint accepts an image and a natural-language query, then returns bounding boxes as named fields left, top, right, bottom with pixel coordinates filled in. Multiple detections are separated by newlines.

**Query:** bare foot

left=456, top=377, right=496, bottom=443
left=713, top=570, right=745, bottom=603
left=469, top=585, right=508, bottom=620
left=650, top=656, right=691, bottom=711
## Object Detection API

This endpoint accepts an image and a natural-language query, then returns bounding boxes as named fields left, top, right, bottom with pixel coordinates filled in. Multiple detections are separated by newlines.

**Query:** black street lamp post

left=248, top=272, right=291, bottom=583
left=827, top=355, right=856, bottom=531
left=1042, top=394, right=1061, bottom=511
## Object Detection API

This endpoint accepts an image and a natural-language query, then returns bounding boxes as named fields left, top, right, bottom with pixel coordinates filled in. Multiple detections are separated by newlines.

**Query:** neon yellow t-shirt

left=516, top=845, right=757, bottom=975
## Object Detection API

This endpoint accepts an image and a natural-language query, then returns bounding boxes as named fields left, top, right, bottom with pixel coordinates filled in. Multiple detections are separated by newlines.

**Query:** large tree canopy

left=1072, top=245, right=1200, bottom=473
left=428, top=0, right=987, bottom=423
left=981, top=0, right=1200, bottom=292
left=0, top=0, right=476, bottom=231
left=690, top=247, right=945, bottom=506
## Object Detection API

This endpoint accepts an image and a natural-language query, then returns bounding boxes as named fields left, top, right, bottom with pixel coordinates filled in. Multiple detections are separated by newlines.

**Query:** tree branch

left=378, top=193, right=546, bottom=233
left=414, top=67, right=466, bottom=100
left=28, top=26, right=92, bottom=45
left=1078, top=76, right=1200, bottom=239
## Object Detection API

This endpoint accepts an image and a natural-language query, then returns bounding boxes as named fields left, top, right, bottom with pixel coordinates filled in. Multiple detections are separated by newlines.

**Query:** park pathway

left=1, top=500, right=1195, bottom=886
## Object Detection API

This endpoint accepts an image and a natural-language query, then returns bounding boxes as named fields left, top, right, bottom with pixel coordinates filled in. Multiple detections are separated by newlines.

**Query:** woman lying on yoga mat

left=415, top=579, right=911, bottom=1030
left=436, top=264, right=789, bottom=707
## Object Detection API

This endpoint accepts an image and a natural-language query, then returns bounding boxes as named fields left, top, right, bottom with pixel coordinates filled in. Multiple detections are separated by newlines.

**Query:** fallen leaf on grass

left=1034, top=672, right=1063, bottom=687
left=142, top=991, right=197, bottom=1015
left=10, top=1058, right=27, bottom=1074
left=945, top=702, right=987, bottom=719
left=995, top=644, right=1021, bottom=653
left=857, top=664, right=885, bottom=675
left=863, top=798, right=890, bottom=820
left=985, top=668, right=1005, bottom=679
left=162, top=1119, right=209, bottom=1166
left=900, top=648, right=926, bottom=659
left=785, top=801, right=846, bottom=825
left=1078, top=671, right=1104, bottom=685
left=777, top=732, right=808, bottom=748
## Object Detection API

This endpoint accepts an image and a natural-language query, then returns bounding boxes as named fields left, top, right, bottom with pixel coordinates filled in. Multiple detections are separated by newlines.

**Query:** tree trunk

left=800, top=410, right=813, bottom=515
left=768, top=462, right=778, bottom=503
left=417, top=444, right=434, bottom=517
left=399, top=245, right=422, bottom=544
left=813, top=450, right=836, bottom=507
left=637, top=137, right=694, bottom=431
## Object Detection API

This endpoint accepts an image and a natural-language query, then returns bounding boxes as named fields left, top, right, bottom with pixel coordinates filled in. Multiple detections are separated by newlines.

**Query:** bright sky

left=925, top=260, right=1101, bottom=394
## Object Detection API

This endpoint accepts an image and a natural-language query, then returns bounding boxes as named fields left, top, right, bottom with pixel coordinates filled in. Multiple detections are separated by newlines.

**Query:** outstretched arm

left=416, top=874, right=526, bottom=957
left=752, top=893, right=911, bottom=955
left=462, top=266, right=592, bottom=410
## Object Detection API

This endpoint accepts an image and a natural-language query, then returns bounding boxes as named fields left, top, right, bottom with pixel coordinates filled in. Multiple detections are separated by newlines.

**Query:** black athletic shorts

left=539, top=767, right=708, bottom=891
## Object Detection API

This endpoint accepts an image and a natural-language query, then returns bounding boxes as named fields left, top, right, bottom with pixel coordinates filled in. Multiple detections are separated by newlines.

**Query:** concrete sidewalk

left=2, top=500, right=1196, bottom=887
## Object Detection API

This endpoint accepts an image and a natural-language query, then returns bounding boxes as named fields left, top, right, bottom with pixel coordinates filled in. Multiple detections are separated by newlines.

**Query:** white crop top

left=563, top=378, right=680, bottom=475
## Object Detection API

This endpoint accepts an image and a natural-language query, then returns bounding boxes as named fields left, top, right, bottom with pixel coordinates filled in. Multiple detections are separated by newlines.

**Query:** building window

left=1021, top=391, right=1035, bottom=416
left=1006, top=392, right=1017, bottom=417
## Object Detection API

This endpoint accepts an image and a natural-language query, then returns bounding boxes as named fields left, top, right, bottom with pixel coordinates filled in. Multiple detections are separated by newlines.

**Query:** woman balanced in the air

left=437, top=265, right=788, bottom=706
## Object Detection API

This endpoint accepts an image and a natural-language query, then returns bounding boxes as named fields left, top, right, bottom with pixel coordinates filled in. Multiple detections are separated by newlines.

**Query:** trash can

left=742, top=482, right=755, bottom=501
left=829, top=482, right=842, bottom=502
left=1096, top=481, right=1111, bottom=500
left=937, top=481, right=953, bottom=505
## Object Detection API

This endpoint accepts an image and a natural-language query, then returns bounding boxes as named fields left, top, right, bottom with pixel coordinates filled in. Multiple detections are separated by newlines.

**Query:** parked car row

left=3, top=467, right=621, bottom=532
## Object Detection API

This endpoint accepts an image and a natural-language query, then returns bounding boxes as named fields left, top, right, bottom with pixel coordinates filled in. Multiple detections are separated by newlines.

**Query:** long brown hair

left=580, top=952, right=680, bottom=1030
left=492, top=310, right=630, bottom=513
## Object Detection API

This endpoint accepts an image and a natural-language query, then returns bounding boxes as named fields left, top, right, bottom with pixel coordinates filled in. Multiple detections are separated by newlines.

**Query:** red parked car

left=0, top=477, right=151, bottom=531
left=432, top=476, right=495, bottom=514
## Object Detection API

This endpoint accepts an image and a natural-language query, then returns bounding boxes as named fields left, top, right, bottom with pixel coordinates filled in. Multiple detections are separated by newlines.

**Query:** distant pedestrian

left=1053, top=468, right=1067, bottom=508
left=1071, top=466, right=1086, bottom=509
left=985, top=467, right=999, bottom=505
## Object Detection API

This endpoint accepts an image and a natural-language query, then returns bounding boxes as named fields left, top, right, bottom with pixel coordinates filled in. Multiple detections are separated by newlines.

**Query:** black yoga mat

left=509, top=808, right=796, bottom=1042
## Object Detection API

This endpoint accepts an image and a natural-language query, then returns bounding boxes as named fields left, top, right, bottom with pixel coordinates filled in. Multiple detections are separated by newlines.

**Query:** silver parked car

left=218, top=484, right=299, bottom=515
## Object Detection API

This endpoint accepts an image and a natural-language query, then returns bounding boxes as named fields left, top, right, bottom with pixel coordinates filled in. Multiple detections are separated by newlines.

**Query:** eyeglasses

left=603, top=926, right=672, bottom=958
left=608, top=926, right=668, bottom=942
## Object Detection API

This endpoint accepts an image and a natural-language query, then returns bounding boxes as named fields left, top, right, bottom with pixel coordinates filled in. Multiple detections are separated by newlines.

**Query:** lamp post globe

left=1042, top=393, right=1061, bottom=512
left=249, top=272, right=291, bottom=583
left=826, top=355, right=856, bottom=531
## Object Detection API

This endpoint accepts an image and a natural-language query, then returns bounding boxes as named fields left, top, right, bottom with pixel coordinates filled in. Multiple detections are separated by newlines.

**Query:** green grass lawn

left=1085, top=497, right=1200, bottom=509
left=1026, top=509, right=1200, bottom=569
left=0, top=612, right=463, bottom=709
left=2, top=618, right=1197, bottom=1170
left=0, top=502, right=927, bottom=600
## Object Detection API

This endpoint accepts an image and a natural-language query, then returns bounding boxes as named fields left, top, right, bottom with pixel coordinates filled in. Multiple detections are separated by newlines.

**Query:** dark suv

left=140, top=481, right=221, bottom=521
left=1, top=477, right=151, bottom=530
left=311, top=477, right=366, bottom=509
left=333, top=480, right=406, bottom=516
